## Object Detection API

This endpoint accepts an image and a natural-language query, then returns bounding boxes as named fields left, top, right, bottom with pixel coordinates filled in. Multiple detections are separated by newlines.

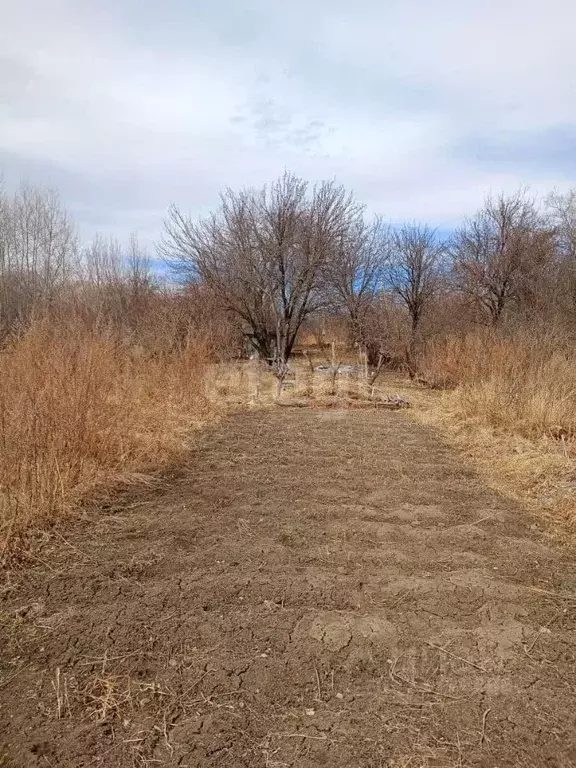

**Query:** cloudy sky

left=1, top=0, right=575, bottom=244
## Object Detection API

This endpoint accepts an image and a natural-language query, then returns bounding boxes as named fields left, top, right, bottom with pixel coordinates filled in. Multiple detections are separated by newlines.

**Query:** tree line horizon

left=2, top=171, right=576, bottom=379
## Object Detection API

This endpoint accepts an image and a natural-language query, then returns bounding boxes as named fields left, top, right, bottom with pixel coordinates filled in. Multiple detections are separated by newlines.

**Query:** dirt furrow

left=1, top=409, right=575, bottom=767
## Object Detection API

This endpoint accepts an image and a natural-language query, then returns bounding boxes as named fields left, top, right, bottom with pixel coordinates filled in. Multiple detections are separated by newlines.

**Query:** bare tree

left=0, top=182, right=76, bottom=335
left=389, top=223, right=444, bottom=344
left=546, top=189, right=576, bottom=315
left=323, top=216, right=390, bottom=350
left=124, top=233, right=154, bottom=329
left=80, top=233, right=154, bottom=332
left=451, top=191, right=551, bottom=324
left=159, top=172, right=362, bottom=389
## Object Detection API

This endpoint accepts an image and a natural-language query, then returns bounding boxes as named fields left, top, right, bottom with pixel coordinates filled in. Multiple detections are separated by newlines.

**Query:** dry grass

left=0, top=317, right=213, bottom=556
left=410, top=388, right=576, bottom=527
left=419, top=327, right=576, bottom=442
left=390, top=328, right=576, bottom=527
left=4, top=318, right=575, bottom=560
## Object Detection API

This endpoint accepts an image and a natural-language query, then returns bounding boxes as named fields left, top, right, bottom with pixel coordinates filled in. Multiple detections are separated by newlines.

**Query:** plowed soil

left=1, top=408, right=576, bottom=767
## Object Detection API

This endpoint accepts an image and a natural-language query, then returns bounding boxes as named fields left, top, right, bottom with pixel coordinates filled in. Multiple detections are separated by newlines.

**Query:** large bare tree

left=159, top=172, right=362, bottom=379
left=451, top=191, right=552, bottom=324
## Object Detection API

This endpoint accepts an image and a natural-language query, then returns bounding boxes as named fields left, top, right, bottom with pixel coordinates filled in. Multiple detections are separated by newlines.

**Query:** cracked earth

left=1, top=408, right=576, bottom=766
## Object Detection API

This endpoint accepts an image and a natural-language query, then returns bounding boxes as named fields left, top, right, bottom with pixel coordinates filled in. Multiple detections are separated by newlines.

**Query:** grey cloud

left=0, top=57, right=35, bottom=101
left=0, top=57, right=78, bottom=120
left=1, top=0, right=576, bottom=244
left=234, top=91, right=328, bottom=152
left=453, top=126, right=576, bottom=179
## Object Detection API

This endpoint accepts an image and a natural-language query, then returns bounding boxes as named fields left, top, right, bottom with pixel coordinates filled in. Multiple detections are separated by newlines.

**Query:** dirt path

left=2, top=408, right=576, bottom=767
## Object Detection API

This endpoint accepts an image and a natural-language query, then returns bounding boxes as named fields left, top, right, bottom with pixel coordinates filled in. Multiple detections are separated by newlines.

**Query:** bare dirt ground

left=2, top=407, right=576, bottom=767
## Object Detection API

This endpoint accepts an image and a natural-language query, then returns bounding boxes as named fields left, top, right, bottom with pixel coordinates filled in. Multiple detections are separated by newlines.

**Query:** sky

left=1, top=0, right=575, bottom=246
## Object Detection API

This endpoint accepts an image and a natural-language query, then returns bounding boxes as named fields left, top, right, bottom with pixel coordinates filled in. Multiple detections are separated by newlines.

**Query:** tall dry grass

left=400, top=328, right=576, bottom=528
left=419, top=326, right=576, bottom=443
left=0, top=317, right=212, bottom=556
